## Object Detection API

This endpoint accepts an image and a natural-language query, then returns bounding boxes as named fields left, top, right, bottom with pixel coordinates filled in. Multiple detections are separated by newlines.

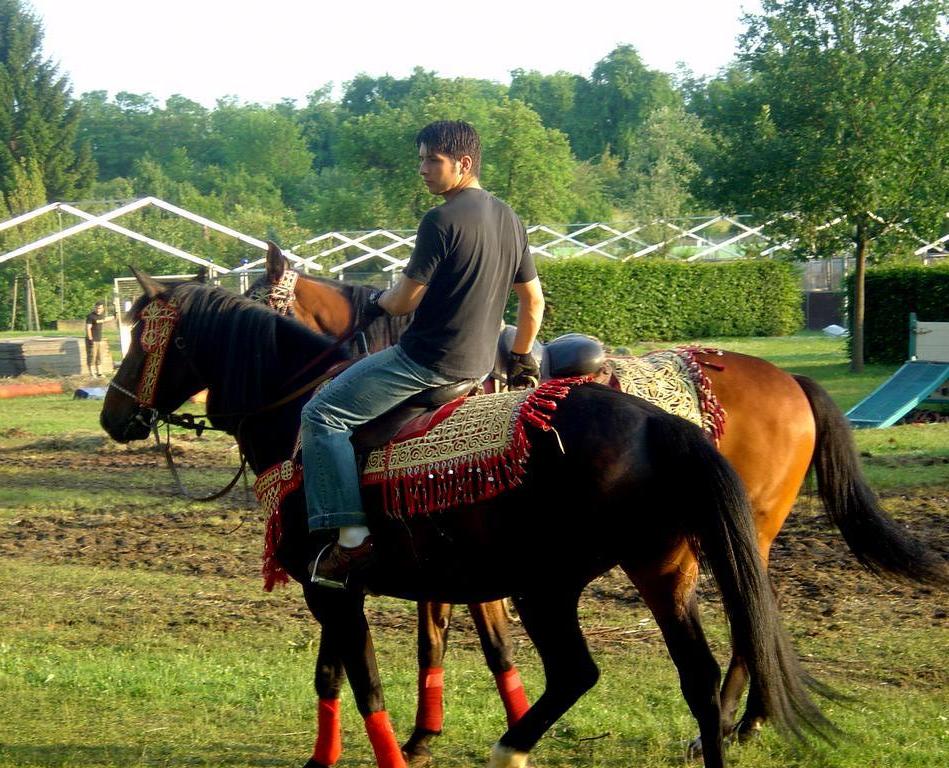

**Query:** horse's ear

left=194, top=266, right=209, bottom=283
left=266, top=241, right=287, bottom=280
left=129, top=266, right=166, bottom=299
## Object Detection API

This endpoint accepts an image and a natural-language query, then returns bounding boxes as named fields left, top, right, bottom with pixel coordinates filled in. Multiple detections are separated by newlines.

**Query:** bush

left=525, top=258, right=802, bottom=344
left=848, top=264, right=949, bottom=364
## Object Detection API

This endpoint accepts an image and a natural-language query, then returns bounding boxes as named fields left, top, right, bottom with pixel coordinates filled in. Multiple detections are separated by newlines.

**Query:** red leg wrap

left=415, top=667, right=445, bottom=733
left=312, top=698, right=342, bottom=766
left=364, top=710, right=406, bottom=768
left=495, top=668, right=530, bottom=726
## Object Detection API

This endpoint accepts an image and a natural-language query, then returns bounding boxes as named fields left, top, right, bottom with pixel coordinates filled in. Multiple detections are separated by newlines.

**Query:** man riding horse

left=304, top=120, right=546, bottom=588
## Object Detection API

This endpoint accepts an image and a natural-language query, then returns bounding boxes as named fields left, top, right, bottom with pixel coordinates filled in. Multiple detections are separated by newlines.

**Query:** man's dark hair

left=415, top=120, right=481, bottom=177
left=95, top=301, right=105, bottom=308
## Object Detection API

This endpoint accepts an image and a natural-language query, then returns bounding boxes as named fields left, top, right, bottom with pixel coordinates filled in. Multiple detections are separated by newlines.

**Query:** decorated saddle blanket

left=361, top=377, right=589, bottom=517
left=606, top=348, right=726, bottom=446
left=362, top=388, right=532, bottom=517
left=254, top=350, right=727, bottom=590
left=254, top=376, right=589, bottom=590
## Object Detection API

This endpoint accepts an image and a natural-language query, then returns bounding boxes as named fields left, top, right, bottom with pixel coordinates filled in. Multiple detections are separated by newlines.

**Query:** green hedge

left=847, top=264, right=949, bottom=364
left=526, top=259, right=803, bottom=344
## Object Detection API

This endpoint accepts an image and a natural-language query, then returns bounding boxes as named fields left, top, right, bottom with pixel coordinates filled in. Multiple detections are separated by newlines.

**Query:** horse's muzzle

left=100, top=407, right=154, bottom=443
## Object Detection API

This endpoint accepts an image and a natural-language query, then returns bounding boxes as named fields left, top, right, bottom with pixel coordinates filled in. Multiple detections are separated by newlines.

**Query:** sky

left=27, top=0, right=762, bottom=108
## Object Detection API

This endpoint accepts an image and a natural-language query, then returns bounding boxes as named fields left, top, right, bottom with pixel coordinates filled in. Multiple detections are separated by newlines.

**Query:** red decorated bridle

left=108, top=290, right=370, bottom=501
left=107, top=295, right=187, bottom=433
left=120, top=296, right=182, bottom=407
left=107, top=295, right=248, bottom=501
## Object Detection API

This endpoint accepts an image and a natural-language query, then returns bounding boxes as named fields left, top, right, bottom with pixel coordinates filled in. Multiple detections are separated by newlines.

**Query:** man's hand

left=507, top=352, right=540, bottom=390
left=363, top=289, right=387, bottom=322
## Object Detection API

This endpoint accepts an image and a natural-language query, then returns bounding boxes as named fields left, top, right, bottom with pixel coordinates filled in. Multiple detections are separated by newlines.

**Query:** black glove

left=364, top=288, right=386, bottom=322
left=507, top=352, right=540, bottom=390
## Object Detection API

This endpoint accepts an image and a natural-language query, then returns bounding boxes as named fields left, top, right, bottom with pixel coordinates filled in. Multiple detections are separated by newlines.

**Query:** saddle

left=351, top=378, right=479, bottom=452
left=492, top=325, right=606, bottom=386
left=350, top=327, right=607, bottom=451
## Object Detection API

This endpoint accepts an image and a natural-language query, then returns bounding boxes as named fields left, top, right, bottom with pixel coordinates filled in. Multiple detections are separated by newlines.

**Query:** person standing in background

left=85, top=301, right=108, bottom=377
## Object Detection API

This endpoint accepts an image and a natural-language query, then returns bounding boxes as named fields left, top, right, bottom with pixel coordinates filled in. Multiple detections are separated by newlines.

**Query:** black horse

left=100, top=275, right=830, bottom=768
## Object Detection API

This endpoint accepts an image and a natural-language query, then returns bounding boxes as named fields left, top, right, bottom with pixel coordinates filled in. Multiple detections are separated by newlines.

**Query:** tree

left=208, top=102, right=315, bottom=209
left=306, top=86, right=585, bottom=231
left=77, top=91, right=157, bottom=180
left=484, top=98, right=580, bottom=223
left=697, top=0, right=949, bottom=370
left=509, top=69, right=585, bottom=143
left=575, top=45, right=680, bottom=163
left=0, top=0, right=95, bottom=200
left=623, top=105, right=714, bottom=226
left=77, top=91, right=213, bottom=182
left=297, top=85, right=341, bottom=171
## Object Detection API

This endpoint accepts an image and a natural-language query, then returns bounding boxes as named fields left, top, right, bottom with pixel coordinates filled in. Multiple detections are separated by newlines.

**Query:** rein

left=108, top=375, right=249, bottom=502
left=152, top=420, right=249, bottom=502
left=114, top=292, right=371, bottom=501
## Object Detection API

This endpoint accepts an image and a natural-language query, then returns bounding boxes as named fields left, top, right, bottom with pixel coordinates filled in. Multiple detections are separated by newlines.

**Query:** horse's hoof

left=487, top=742, right=530, bottom=768
left=736, top=719, right=764, bottom=744
left=303, top=760, right=331, bottom=768
left=403, top=741, right=434, bottom=768
left=685, top=736, right=703, bottom=762
left=404, top=752, right=434, bottom=768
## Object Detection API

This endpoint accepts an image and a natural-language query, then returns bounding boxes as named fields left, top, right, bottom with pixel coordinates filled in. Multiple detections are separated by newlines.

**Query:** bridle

left=109, top=291, right=369, bottom=502
left=246, top=269, right=298, bottom=316
left=108, top=296, right=187, bottom=437
left=107, top=295, right=247, bottom=501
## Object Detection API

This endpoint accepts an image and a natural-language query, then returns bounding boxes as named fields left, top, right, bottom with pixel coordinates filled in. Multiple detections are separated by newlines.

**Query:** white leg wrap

left=487, top=742, right=529, bottom=768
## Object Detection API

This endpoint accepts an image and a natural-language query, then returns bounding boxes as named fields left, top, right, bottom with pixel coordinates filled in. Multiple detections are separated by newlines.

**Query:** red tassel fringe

left=676, top=347, right=727, bottom=446
left=373, top=376, right=592, bottom=519
left=255, top=460, right=302, bottom=591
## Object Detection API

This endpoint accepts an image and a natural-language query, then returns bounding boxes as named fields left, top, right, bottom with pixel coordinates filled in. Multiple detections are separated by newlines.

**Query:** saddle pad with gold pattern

left=607, top=348, right=726, bottom=445
left=254, top=377, right=587, bottom=589
left=361, top=388, right=533, bottom=517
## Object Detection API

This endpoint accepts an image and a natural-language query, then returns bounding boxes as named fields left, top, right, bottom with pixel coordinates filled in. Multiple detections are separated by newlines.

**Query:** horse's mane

left=131, top=282, right=346, bottom=417
left=308, top=276, right=413, bottom=350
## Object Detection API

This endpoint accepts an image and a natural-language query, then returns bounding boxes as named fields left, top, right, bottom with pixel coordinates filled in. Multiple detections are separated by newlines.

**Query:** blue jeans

left=301, top=344, right=455, bottom=531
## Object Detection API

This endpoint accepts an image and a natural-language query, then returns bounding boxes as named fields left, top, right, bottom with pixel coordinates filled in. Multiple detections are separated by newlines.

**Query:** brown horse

left=102, top=276, right=836, bottom=768
left=246, top=244, right=948, bottom=762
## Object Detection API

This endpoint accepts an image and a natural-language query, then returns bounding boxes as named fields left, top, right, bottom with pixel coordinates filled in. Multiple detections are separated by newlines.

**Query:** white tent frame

left=0, top=196, right=312, bottom=274
left=3, top=198, right=945, bottom=279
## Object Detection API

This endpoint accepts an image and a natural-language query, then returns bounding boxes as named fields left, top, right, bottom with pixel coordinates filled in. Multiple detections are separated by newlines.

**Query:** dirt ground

left=2, top=435, right=946, bottom=666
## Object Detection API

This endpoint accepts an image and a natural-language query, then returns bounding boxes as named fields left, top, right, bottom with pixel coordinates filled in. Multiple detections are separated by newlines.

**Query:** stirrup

left=309, top=542, right=347, bottom=590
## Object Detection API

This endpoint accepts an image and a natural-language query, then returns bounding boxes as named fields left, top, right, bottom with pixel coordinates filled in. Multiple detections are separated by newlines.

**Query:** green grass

left=1, top=332, right=946, bottom=767
left=1, top=395, right=106, bottom=434
left=0, top=394, right=233, bottom=444
left=2, top=558, right=946, bottom=767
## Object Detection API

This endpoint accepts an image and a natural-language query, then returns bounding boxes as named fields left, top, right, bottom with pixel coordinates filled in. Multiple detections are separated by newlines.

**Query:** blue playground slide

left=846, top=361, right=949, bottom=428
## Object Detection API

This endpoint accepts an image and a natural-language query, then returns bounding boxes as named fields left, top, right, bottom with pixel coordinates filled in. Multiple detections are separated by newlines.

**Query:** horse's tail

left=793, top=374, right=948, bottom=586
left=651, top=415, right=832, bottom=742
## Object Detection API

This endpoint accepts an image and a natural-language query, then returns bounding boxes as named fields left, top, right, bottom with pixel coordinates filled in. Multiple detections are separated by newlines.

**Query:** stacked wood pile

left=0, top=337, right=114, bottom=377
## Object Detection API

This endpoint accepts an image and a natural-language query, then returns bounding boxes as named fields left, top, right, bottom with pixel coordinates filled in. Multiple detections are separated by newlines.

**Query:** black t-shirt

left=399, top=188, right=537, bottom=379
left=86, top=312, right=104, bottom=342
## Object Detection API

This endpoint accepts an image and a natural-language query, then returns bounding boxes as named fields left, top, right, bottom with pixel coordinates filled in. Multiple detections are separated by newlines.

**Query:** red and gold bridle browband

left=108, top=296, right=181, bottom=408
